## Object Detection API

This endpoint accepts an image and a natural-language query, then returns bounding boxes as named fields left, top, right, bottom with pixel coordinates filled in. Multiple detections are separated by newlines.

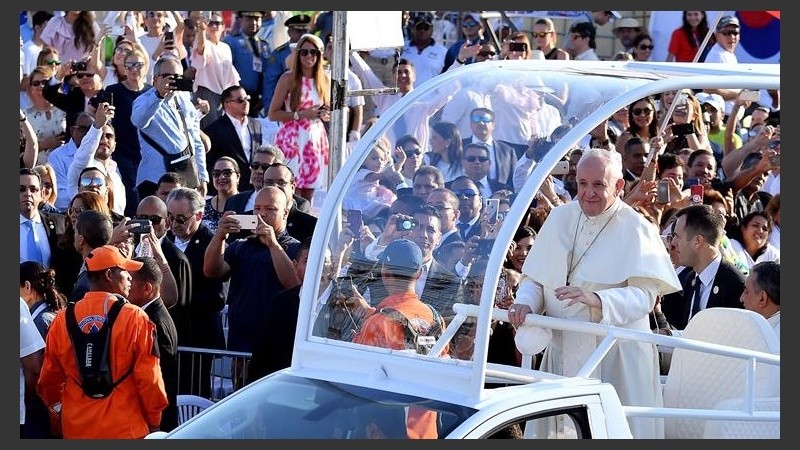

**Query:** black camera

left=169, top=75, right=195, bottom=92
left=396, top=218, right=418, bottom=231
left=89, top=90, right=114, bottom=108
left=71, top=60, right=88, bottom=72
left=128, top=219, right=152, bottom=235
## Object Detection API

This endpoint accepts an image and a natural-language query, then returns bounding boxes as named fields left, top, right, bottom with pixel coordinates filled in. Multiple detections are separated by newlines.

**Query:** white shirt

left=574, top=48, right=600, bottom=61
left=20, top=214, right=52, bottom=267
left=704, top=43, right=738, bottom=64
left=66, top=125, right=126, bottom=215
left=227, top=114, right=253, bottom=162
left=694, top=255, right=723, bottom=312
left=48, top=140, right=79, bottom=211
left=400, top=40, right=448, bottom=87
left=414, top=259, right=433, bottom=297
left=20, top=297, right=45, bottom=425
left=767, top=311, right=780, bottom=339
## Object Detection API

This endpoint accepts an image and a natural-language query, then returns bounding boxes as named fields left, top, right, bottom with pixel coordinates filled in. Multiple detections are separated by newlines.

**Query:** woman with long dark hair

left=40, top=11, right=99, bottom=65
left=615, top=96, right=659, bottom=154
left=425, top=121, right=464, bottom=182
left=728, top=211, right=780, bottom=272
left=666, top=11, right=712, bottom=62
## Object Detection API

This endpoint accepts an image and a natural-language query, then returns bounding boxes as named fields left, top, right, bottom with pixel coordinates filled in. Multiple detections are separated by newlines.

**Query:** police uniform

left=224, top=11, right=266, bottom=116
left=261, top=14, right=311, bottom=115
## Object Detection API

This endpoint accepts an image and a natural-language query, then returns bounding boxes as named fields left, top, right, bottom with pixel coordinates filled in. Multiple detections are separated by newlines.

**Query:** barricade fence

left=176, top=346, right=252, bottom=402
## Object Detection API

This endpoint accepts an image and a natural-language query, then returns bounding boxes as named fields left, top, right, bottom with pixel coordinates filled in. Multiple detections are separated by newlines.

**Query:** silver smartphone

left=230, top=214, right=258, bottom=230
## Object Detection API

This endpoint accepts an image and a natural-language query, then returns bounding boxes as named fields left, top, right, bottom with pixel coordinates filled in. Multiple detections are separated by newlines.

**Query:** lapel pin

left=713, top=286, right=719, bottom=295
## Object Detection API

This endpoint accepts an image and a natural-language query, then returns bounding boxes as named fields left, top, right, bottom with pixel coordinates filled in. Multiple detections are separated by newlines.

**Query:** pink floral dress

left=275, top=76, right=330, bottom=190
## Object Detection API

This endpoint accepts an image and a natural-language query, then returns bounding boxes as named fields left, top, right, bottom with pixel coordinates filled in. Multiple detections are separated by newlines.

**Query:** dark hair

left=20, top=167, right=41, bottom=183
left=626, top=96, right=659, bottom=138
left=413, top=165, right=445, bottom=188
left=675, top=204, right=725, bottom=246
left=738, top=211, right=773, bottom=251
left=513, top=225, right=537, bottom=243
left=429, top=122, right=463, bottom=175
left=750, top=261, right=780, bottom=306
left=72, top=11, right=97, bottom=55
left=221, top=84, right=245, bottom=102
left=132, top=256, right=163, bottom=286
left=158, top=172, right=185, bottom=185
left=396, top=134, right=421, bottom=150
left=686, top=148, right=715, bottom=170
left=657, top=153, right=682, bottom=178
left=20, top=261, right=66, bottom=311
left=681, top=11, right=710, bottom=53
left=632, top=33, right=653, bottom=49
left=623, top=136, right=648, bottom=156
left=75, top=210, right=113, bottom=248
left=32, top=11, right=55, bottom=27
left=569, top=21, right=596, bottom=48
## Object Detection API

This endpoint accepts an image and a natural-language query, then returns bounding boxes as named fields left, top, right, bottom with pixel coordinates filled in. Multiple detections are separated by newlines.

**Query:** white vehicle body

left=151, top=60, right=779, bottom=439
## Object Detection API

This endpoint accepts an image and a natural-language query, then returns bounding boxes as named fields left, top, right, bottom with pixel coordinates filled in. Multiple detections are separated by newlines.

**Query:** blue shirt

left=130, top=88, right=208, bottom=186
left=261, top=44, right=292, bottom=113
left=223, top=32, right=264, bottom=94
left=224, top=231, right=300, bottom=352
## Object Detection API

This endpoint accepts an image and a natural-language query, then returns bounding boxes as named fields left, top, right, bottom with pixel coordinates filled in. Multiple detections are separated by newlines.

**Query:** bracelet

left=456, top=57, right=465, bottom=64
left=20, top=115, right=27, bottom=122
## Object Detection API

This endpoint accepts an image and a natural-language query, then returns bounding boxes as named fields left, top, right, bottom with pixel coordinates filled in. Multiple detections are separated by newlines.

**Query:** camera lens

left=398, top=219, right=414, bottom=231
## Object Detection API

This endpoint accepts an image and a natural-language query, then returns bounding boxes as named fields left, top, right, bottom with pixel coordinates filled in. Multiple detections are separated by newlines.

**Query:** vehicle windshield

left=167, top=372, right=476, bottom=439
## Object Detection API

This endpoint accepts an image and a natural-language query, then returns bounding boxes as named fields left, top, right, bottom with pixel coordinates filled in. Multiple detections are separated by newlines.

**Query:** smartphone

left=672, top=123, right=695, bottom=136
left=163, top=30, right=175, bottom=48
left=551, top=160, right=570, bottom=176
left=71, top=60, right=88, bottom=72
left=508, top=42, right=527, bottom=53
left=739, top=89, right=761, bottom=102
left=89, top=90, right=114, bottom=108
left=685, top=178, right=700, bottom=188
left=494, top=272, right=508, bottom=306
left=657, top=179, right=670, bottom=204
left=230, top=214, right=258, bottom=230
left=169, top=75, right=195, bottom=92
left=690, top=184, right=704, bottom=204
left=396, top=217, right=417, bottom=231
left=128, top=219, right=152, bottom=235
left=485, top=198, right=500, bottom=224
left=347, top=209, right=363, bottom=236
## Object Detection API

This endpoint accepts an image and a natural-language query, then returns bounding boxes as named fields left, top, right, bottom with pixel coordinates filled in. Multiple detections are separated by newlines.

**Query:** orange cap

left=85, top=245, right=144, bottom=272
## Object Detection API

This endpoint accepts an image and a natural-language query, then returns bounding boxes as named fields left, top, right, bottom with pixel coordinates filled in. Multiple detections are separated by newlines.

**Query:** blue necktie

left=26, top=220, right=43, bottom=264
left=690, top=274, right=702, bottom=318
left=457, top=222, right=470, bottom=240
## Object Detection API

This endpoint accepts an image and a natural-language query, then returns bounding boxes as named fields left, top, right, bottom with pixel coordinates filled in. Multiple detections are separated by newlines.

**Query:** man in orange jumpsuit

left=37, top=245, right=168, bottom=439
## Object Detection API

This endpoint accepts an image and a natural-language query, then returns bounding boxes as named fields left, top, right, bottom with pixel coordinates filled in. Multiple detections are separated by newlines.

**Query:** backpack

left=65, top=296, right=133, bottom=399
left=379, top=304, right=444, bottom=355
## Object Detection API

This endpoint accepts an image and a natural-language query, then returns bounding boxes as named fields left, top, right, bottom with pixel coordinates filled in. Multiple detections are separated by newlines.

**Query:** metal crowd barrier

left=176, top=346, right=252, bottom=402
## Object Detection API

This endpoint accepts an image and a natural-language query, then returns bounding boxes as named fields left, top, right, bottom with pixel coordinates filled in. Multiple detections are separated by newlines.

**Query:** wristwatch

left=293, top=111, right=300, bottom=121
left=456, top=57, right=465, bottom=64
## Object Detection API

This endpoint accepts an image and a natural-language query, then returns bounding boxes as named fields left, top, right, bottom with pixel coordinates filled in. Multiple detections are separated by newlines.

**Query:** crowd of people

left=20, top=10, right=779, bottom=439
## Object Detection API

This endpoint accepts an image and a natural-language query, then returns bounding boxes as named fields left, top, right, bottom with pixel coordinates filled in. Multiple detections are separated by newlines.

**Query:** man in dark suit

left=20, top=168, right=79, bottom=295
left=205, top=85, right=263, bottom=194
left=446, top=176, right=483, bottom=242
left=426, top=188, right=463, bottom=266
left=263, top=163, right=317, bottom=242
left=129, top=257, right=179, bottom=432
left=461, top=107, right=525, bottom=187
left=662, top=204, right=745, bottom=331
left=458, top=142, right=513, bottom=199
left=165, top=187, right=227, bottom=397
left=135, top=196, right=192, bottom=312
left=225, top=145, right=311, bottom=214
left=621, top=136, right=648, bottom=186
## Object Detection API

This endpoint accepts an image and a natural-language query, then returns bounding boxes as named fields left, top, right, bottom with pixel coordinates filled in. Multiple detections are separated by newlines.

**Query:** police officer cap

left=238, top=11, right=262, bottom=18
left=408, top=11, right=435, bottom=26
left=285, top=14, right=312, bottom=30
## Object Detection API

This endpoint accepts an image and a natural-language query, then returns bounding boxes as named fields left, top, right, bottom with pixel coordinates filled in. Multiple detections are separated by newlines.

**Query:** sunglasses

left=167, top=213, right=193, bottom=225
left=415, top=23, right=432, bottom=30
left=471, top=115, right=493, bottom=123
left=298, top=48, right=320, bottom=57
left=461, top=21, right=479, bottom=28
left=249, top=162, right=271, bottom=171
left=79, top=176, right=105, bottom=188
left=264, top=178, right=292, bottom=187
left=212, top=168, right=238, bottom=178
left=532, top=31, right=552, bottom=39
left=454, top=189, right=479, bottom=198
left=75, top=72, right=93, bottom=79
left=477, top=51, right=496, bottom=57
left=633, top=107, right=653, bottom=116
left=403, top=148, right=422, bottom=157
left=44, top=60, right=61, bottom=66
left=115, top=47, right=133, bottom=54
left=719, top=30, right=740, bottom=37
left=208, top=20, right=222, bottom=27
left=30, top=79, right=48, bottom=87
left=67, top=206, right=86, bottom=216
left=134, top=214, right=164, bottom=225
left=465, top=155, right=490, bottom=163
left=124, top=61, right=145, bottom=70
left=225, top=96, right=251, bottom=104
left=638, top=44, right=654, bottom=51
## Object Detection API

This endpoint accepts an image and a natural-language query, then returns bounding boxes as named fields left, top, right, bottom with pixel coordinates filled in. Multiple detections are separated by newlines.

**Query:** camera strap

left=173, top=97, right=195, bottom=157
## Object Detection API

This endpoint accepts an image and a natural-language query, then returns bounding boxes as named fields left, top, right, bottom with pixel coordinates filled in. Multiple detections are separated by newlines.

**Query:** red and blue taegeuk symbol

left=737, top=11, right=780, bottom=59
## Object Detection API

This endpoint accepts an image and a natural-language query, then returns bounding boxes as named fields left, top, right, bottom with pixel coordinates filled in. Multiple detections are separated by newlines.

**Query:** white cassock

left=516, top=198, right=681, bottom=439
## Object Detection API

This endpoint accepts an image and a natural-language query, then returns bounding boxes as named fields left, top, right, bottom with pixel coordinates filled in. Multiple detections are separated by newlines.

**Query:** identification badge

left=252, top=58, right=262, bottom=72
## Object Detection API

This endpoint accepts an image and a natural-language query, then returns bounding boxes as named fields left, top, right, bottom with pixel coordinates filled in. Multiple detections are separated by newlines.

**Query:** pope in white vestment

left=509, top=149, right=681, bottom=438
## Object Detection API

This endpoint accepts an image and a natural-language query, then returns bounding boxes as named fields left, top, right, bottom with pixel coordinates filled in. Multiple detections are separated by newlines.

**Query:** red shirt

left=668, top=28, right=703, bottom=62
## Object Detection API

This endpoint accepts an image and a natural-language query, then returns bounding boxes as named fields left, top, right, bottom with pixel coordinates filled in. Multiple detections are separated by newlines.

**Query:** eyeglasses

left=167, top=213, right=194, bottom=225
left=115, top=47, right=133, bottom=54
left=403, top=148, right=422, bottom=157
left=208, top=20, right=222, bottom=27
left=44, top=60, right=61, bottom=66
left=415, top=23, right=432, bottom=31
left=30, top=79, right=47, bottom=87
left=249, top=162, right=271, bottom=171
left=532, top=31, right=552, bottom=39
left=212, top=168, right=238, bottom=178
left=20, top=185, right=40, bottom=193
left=719, top=30, right=740, bottom=37
left=465, top=155, right=489, bottom=163
left=124, top=61, right=145, bottom=70
left=454, top=189, right=479, bottom=198
left=461, top=21, right=479, bottom=28
left=638, top=44, right=654, bottom=51
left=264, top=178, right=292, bottom=187
left=134, top=214, right=164, bottom=225
left=298, top=48, right=320, bottom=57
left=633, top=107, right=653, bottom=116
left=79, top=176, right=105, bottom=188
left=470, top=115, right=493, bottom=123
left=67, top=206, right=85, bottom=216
left=477, top=51, right=496, bottom=57
left=75, top=72, right=93, bottom=79
left=225, top=96, right=251, bottom=104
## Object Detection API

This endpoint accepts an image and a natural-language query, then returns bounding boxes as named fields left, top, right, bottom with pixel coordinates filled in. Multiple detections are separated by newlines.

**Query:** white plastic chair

left=177, top=394, right=215, bottom=425
left=662, top=308, right=780, bottom=439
